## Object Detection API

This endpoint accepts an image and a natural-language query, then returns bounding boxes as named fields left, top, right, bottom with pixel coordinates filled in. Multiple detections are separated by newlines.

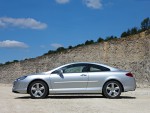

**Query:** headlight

left=16, top=76, right=27, bottom=81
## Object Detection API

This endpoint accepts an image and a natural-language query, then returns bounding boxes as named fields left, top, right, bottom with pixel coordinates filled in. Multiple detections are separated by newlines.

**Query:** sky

left=0, top=0, right=150, bottom=63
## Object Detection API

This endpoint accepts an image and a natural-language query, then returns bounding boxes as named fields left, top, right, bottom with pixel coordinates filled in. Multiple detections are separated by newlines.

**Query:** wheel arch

left=27, top=79, right=49, bottom=94
left=102, top=79, right=124, bottom=92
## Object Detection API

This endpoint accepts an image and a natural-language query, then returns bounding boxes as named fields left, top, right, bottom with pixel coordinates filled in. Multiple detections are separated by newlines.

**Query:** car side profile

left=12, top=62, right=136, bottom=99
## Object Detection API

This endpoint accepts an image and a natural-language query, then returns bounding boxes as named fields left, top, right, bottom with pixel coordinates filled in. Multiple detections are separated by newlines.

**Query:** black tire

left=101, top=92, right=106, bottom=97
left=29, top=81, right=48, bottom=99
left=103, top=81, right=122, bottom=99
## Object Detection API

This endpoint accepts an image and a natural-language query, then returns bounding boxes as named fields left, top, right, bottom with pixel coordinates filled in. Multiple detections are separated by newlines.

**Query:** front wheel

left=29, top=81, right=48, bottom=99
left=103, top=81, right=122, bottom=99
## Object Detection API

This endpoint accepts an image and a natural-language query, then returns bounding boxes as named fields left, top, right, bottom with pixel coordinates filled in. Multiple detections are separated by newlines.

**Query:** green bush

left=56, top=47, right=66, bottom=52
left=141, top=17, right=150, bottom=31
left=85, top=40, right=94, bottom=45
left=105, top=36, right=117, bottom=41
left=97, top=37, right=104, bottom=43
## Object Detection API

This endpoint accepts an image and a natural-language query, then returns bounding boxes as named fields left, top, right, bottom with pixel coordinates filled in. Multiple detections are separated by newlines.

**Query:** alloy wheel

left=106, top=83, right=120, bottom=97
left=29, top=81, right=48, bottom=99
left=103, top=81, right=122, bottom=98
left=31, top=83, right=45, bottom=97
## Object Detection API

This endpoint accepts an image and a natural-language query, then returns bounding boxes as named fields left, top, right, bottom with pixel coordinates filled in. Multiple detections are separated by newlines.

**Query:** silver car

left=12, top=62, right=136, bottom=99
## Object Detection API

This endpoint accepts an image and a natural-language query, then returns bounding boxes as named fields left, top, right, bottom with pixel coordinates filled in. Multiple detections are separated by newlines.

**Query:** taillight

left=126, top=73, right=133, bottom=77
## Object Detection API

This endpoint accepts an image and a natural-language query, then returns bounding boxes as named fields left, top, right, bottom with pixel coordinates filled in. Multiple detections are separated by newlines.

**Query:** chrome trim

left=54, top=81, right=98, bottom=84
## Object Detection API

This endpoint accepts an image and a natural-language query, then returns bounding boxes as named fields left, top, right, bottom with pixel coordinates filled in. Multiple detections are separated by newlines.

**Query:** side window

left=90, top=67, right=101, bottom=72
left=89, top=64, right=110, bottom=72
left=62, top=64, right=88, bottom=73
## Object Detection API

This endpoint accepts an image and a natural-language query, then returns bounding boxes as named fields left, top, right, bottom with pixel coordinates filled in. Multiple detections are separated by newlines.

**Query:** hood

left=26, top=72, right=46, bottom=76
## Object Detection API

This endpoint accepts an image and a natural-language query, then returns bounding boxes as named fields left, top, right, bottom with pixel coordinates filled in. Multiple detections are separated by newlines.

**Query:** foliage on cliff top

left=44, top=17, right=150, bottom=56
left=121, top=17, right=150, bottom=37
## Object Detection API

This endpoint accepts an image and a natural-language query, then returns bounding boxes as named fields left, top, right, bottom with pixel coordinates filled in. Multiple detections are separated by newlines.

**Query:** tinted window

left=62, top=64, right=88, bottom=73
left=51, top=70, right=60, bottom=74
left=89, top=64, right=110, bottom=72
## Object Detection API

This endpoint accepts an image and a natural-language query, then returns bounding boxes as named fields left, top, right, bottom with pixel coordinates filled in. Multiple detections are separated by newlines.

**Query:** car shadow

left=15, top=95, right=136, bottom=99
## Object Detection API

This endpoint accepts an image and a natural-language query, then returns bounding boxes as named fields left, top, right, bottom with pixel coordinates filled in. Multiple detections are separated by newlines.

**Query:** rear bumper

left=123, top=78, right=136, bottom=92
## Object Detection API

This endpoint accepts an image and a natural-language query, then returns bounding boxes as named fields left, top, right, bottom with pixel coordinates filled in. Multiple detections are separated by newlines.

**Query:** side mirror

left=56, top=69, right=64, bottom=78
left=52, top=69, right=64, bottom=78
left=57, top=69, right=63, bottom=75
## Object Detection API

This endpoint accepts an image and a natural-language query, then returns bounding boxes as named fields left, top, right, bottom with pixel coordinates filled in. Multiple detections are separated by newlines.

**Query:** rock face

left=0, top=30, right=150, bottom=87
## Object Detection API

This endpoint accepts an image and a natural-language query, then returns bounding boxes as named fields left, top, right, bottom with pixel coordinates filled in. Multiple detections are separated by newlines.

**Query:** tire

left=29, top=81, right=48, bottom=99
left=103, top=81, right=122, bottom=99
left=101, top=92, right=106, bottom=97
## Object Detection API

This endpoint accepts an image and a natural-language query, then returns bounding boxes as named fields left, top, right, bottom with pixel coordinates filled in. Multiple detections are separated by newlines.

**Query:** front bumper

left=12, top=80, right=28, bottom=94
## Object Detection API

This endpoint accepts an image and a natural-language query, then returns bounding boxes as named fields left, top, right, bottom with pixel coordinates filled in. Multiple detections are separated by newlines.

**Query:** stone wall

left=0, top=30, right=150, bottom=87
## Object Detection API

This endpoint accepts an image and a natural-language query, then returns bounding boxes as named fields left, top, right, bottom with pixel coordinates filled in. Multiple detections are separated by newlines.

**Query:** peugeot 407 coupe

left=12, top=62, right=136, bottom=99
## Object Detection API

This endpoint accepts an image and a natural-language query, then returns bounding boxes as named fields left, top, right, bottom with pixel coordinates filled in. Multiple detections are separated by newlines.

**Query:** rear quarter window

left=89, top=64, right=110, bottom=72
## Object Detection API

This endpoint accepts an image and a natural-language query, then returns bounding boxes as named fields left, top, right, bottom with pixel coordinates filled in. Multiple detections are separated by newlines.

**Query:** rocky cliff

left=0, top=30, right=150, bottom=87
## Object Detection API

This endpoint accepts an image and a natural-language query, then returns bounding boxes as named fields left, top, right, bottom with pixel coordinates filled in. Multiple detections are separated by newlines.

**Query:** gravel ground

left=0, top=84, right=150, bottom=113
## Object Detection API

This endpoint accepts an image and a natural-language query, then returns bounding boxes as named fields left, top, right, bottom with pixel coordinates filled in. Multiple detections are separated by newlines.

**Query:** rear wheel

left=101, top=92, right=106, bottom=97
left=103, top=81, right=122, bottom=99
left=29, top=81, right=48, bottom=99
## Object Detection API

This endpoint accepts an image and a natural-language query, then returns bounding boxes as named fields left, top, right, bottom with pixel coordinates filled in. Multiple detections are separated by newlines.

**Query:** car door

left=86, top=64, right=111, bottom=93
left=50, top=63, right=89, bottom=93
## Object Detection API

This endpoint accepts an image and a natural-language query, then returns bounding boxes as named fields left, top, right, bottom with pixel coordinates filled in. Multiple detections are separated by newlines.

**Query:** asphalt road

left=0, top=84, right=150, bottom=113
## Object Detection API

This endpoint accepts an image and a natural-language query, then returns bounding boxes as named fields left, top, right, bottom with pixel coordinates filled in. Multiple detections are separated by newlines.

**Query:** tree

left=75, top=43, right=84, bottom=48
left=97, top=37, right=104, bottom=43
left=48, top=50, right=55, bottom=54
left=121, top=31, right=128, bottom=37
left=5, top=61, right=11, bottom=65
left=56, top=47, right=66, bottom=52
left=13, top=60, right=19, bottom=63
left=105, top=36, right=117, bottom=41
left=85, top=40, right=94, bottom=45
left=127, top=29, right=131, bottom=36
left=68, top=46, right=73, bottom=49
left=141, top=17, right=150, bottom=31
left=130, top=27, right=138, bottom=35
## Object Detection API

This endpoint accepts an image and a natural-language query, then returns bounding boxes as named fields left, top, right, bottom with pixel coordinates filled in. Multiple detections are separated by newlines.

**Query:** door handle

left=80, top=74, right=87, bottom=76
